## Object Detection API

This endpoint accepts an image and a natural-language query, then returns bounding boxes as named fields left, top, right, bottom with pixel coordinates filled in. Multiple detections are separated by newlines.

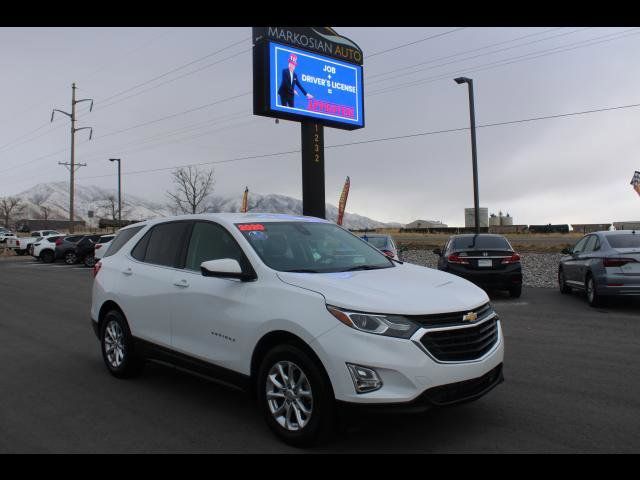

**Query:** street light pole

left=455, top=77, right=480, bottom=235
left=109, top=158, right=121, bottom=223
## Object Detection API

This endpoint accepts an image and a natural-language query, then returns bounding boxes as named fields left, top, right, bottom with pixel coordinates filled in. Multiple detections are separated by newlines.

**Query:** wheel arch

left=250, top=330, right=334, bottom=400
left=98, top=300, right=128, bottom=335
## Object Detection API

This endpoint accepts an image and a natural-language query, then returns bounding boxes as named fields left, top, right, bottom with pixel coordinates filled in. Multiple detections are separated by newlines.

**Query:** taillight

left=603, top=257, right=638, bottom=267
left=55, top=239, right=63, bottom=246
left=92, top=261, right=102, bottom=278
left=501, top=253, right=521, bottom=264
left=95, top=244, right=102, bottom=250
left=16, top=240, right=20, bottom=247
left=381, top=249, right=394, bottom=258
left=448, top=253, right=469, bottom=264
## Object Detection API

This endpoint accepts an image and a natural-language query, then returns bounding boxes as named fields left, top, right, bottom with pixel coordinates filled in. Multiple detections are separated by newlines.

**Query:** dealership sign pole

left=252, top=27, right=364, bottom=219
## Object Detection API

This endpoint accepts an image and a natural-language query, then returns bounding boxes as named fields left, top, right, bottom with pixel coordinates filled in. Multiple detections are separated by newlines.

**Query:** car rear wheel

left=257, top=344, right=335, bottom=447
left=41, top=250, right=55, bottom=263
left=100, top=310, right=144, bottom=378
left=84, top=255, right=96, bottom=268
left=558, top=269, right=572, bottom=294
left=64, top=251, right=77, bottom=265
left=586, top=274, right=602, bottom=307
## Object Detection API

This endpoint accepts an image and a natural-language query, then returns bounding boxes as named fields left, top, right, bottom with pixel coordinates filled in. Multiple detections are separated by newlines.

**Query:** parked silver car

left=359, top=233, right=400, bottom=260
left=558, top=230, right=640, bottom=306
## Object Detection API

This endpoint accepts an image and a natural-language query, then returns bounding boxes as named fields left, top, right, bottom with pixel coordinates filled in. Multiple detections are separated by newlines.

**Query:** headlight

left=326, top=305, right=419, bottom=339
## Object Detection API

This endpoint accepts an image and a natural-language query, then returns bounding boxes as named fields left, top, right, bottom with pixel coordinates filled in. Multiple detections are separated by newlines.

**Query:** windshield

left=237, top=221, right=394, bottom=273
left=607, top=234, right=640, bottom=249
left=362, top=236, right=389, bottom=249
left=452, top=236, right=511, bottom=250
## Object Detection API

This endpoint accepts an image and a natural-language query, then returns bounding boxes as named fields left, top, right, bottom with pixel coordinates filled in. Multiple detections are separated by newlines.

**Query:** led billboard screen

left=255, top=41, right=364, bottom=129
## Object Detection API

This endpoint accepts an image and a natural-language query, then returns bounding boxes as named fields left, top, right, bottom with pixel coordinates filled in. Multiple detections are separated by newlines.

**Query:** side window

left=583, top=236, right=597, bottom=253
left=103, top=226, right=144, bottom=258
left=572, top=236, right=589, bottom=254
left=143, top=222, right=192, bottom=268
left=593, top=237, right=601, bottom=251
left=185, top=222, right=245, bottom=271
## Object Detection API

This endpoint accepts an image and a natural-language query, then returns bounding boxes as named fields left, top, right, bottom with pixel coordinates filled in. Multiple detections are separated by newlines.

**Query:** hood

left=276, top=263, right=489, bottom=315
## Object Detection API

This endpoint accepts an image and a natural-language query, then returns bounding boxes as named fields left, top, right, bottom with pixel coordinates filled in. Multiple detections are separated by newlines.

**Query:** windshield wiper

left=341, top=265, right=390, bottom=272
left=282, top=268, right=322, bottom=273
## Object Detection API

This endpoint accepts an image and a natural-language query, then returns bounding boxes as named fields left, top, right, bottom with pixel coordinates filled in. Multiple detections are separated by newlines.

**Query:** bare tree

left=0, top=197, right=25, bottom=228
left=167, top=166, right=215, bottom=214
left=98, top=195, right=130, bottom=221
left=31, top=192, right=51, bottom=222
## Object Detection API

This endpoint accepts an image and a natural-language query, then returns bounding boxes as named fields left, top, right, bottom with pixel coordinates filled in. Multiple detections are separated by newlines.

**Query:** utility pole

left=455, top=77, right=480, bottom=234
left=52, top=83, right=93, bottom=233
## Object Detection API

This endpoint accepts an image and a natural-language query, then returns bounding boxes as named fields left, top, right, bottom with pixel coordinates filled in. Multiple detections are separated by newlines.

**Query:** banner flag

left=241, top=187, right=249, bottom=213
left=337, top=176, right=350, bottom=226
left=631, top=171, right=640, bottom=197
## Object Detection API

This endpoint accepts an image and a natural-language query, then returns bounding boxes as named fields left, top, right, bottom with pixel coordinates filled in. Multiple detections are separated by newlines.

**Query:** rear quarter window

left=103, top=226, right=145, bottom=258
left=607, top=234, right=640, bottom=249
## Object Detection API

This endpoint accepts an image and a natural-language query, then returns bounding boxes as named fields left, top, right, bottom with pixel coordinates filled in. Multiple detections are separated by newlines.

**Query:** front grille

left=408, top=302, right=492, bottom=328
left=419, top=316, right=499, bottom=362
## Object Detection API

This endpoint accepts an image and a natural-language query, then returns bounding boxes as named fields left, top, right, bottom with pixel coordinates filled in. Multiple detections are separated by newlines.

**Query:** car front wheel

left=257, top=344, right=335, bottom=447
left=64, top=251, right=77, bottom=264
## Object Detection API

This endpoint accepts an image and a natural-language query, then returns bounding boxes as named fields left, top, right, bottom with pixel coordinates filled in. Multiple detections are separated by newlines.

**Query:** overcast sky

left=1, top=26, right=639, bottom=226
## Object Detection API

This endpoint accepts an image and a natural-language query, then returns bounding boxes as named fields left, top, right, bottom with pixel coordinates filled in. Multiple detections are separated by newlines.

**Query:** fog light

left=346, top=363, right=382, bottom=393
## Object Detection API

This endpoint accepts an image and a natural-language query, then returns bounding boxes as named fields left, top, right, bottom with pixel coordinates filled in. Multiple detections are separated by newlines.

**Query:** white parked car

left=93, top=235, right=115, bottom=261
left=91, top=214, right=504, bottom=446
left=32, top=235, right=64, bottom=262
left=0, top=229, right=16, bottom=243
left=6, top=230, right=61, bottom=255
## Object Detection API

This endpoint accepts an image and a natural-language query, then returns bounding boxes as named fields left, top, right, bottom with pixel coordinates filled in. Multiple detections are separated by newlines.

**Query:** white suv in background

left=91, top=213, right=504, bottom=446
left=93, top=234, right=115, bottom=261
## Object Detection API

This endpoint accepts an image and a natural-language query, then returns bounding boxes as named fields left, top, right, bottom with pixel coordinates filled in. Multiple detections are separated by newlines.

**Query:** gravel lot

left=401, top=249, right=562, bottom=289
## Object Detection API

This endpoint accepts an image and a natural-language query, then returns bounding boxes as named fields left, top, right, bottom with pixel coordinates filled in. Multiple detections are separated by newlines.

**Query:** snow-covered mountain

left=14, top=182, right=403, bottom=230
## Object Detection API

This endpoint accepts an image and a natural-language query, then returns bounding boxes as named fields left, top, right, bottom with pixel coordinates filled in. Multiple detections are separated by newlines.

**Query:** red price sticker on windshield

left=237, top=223, right=265, bottom=231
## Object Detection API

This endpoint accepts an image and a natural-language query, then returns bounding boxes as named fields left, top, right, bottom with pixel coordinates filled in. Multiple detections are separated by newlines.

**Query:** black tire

left=585, top=274, right=602, bottom=308
left=64, top=251, right=78, bottom=265
left=558, top=268, right=572, bottom=294
left=84, top=255, right=96, bottom=268
left=16, top=249, right=26, bottom=256
left=509, top=285, right=522, bottom=298
left=27, top=245, right=34, bottom=256
left=257, top=344, right=336, bottom=447
left=100, top=310, right=144, bottom=379
left=41, top=250, right=55, bottom=263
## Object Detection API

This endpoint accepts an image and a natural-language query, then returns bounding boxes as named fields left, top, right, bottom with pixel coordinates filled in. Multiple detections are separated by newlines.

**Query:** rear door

left=118, top=221, right=192, bottom=347
left=564, top=236, right=589, bottom=284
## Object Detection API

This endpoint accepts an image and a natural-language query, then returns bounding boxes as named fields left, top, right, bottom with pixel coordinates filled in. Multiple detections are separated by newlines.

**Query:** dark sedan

left=558, top=230, right=640, bottom=306
left=434, top=234, right=522, bottom=298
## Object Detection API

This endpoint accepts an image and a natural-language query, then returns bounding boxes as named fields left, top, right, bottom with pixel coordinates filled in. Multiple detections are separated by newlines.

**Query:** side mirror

left=200, top=259, right=256, bottom=281
left=433, top=248, right=442, bottom=256
left=561, top=247, right=572, bottom=255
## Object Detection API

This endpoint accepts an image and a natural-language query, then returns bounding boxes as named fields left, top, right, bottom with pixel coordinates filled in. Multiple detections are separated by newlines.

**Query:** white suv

left=91, top=214, right=504, bottom=446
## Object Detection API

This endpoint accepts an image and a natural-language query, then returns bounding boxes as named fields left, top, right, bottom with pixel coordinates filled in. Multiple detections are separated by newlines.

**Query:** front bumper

left=311, top=315, right=504, bottom=405
left=338, top=363, right=503, bottom=413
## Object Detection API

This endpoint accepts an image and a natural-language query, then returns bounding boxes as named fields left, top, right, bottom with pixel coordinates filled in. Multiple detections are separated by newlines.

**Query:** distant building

left=405, top=219, right=448, bottom=229
left=613, top=221, right=640, bottom=231
left=14, top=218, right=86, bottom=232
left=571, top=223, right=612, bottom=234
left=465, top=207, right=488, bottom=228
left=490, top=210, right=513, bottom=226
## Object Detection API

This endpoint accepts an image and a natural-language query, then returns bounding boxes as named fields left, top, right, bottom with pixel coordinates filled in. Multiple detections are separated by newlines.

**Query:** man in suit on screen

left=278, top=53, right=313, bottom=107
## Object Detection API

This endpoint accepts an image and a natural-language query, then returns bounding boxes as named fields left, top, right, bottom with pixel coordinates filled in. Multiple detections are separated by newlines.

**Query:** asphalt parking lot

left=1, top=256, right=639, bottom=453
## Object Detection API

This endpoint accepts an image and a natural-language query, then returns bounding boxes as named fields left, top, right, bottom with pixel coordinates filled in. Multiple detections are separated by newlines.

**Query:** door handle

left=173, top=279, right=189, bottom=288
left=122, top=267, right=133, bottom=276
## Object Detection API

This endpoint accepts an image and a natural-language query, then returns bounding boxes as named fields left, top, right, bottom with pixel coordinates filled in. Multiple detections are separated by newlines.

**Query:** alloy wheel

left=266, top=361, right=313, bottom=432
left=65, top=252, right=77, bottom=264
left=587, top=277, right=595, bottom=303
left=104, top=320, right=125, bottom=368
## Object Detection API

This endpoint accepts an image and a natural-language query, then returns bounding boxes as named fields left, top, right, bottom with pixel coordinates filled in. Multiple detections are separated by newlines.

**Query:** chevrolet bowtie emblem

left=463, top=311, right=478, bottom=322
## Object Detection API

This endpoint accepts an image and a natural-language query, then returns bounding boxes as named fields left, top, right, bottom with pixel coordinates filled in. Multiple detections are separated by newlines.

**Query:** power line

left=366, top=28, right=467, bottom=59
left=367, top=27, right=640, bottom=97
left=74, top=100, right=640, bottom=181
left=367, top=27, right=589, bottom=87
left=366, top=27, right=564, bottom=80
left=96, top=36, right=251, bottom=106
